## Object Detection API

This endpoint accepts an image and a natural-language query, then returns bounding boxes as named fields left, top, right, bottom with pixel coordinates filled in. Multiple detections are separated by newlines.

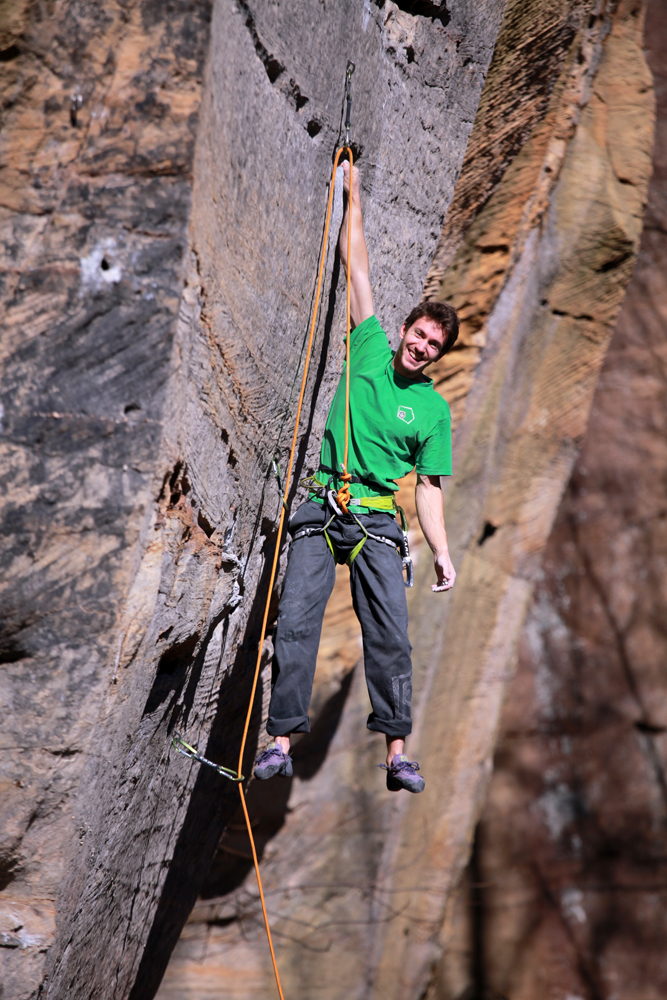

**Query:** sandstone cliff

left=438, top=1, right=667, bottom=996
left=0, top=1, right=654, bottom=999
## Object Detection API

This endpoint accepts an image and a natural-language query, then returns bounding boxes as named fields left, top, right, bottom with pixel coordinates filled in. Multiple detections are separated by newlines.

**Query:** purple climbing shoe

left=382, top=754, right=425, bottom=794
left=253, top=741, right=293, bottom=780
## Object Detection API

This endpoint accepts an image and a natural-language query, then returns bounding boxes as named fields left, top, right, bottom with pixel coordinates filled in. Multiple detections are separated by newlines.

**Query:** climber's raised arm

left=340, top=160, right=374, bottom=328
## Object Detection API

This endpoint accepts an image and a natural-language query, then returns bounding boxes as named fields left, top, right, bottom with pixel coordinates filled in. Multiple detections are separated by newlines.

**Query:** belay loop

left=336, top=470, right=353, bottom=513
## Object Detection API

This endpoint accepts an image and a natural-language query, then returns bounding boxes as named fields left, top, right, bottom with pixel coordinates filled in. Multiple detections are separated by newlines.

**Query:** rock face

left=437, top=1, right=667, bottom=997
left=156, top=2, right=655, bottom=1000
left=1, top=1, right=508, bottom=998
left=0, top=1, right=655, bottom=999
left=0, top=2, right=211, bottom=998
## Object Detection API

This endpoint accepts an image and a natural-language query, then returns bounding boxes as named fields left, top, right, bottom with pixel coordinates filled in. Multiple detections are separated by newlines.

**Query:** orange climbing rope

left=234, top=144, right=354, bottom=1000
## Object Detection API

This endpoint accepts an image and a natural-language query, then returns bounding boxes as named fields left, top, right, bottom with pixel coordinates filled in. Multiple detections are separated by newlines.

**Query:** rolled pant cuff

left=267, top=714, right=310, bottom=736
left=366, top=716, right=412, bottom=738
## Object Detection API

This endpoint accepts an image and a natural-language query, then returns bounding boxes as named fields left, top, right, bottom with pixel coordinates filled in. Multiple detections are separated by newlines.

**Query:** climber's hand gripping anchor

left=345, top=61, right=355, bottom=147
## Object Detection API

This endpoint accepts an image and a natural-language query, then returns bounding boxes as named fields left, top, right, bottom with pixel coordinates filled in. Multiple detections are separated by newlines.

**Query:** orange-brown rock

left=436, top=1, right=667, bottom=996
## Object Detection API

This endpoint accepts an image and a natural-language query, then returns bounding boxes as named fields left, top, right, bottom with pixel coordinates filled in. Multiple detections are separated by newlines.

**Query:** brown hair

left=403, top=300, right=459, bottom=356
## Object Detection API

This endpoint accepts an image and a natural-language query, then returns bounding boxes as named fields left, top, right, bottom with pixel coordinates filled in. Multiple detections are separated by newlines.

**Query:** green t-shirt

left=315, top=314, right=452, bottom=502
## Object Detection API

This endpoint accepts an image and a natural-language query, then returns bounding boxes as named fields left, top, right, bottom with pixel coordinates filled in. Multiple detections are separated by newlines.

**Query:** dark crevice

left=265, top=57, right=284, bottom=84
left=237, top=0, right=285, bottom=85
left=306, top=119, right=322, bottom=138
left=237, top=3, right=310, bottom=111
left=142, top=634, right=199, bottom=716
left=0, top=856, right=19, bottom=892
left=478, top=521, right=497, bottom=546
left=372, top=0, right=450, bottom=26
left=0, top=44, right=21, bottom=62
left=0, top=641, right=29, bottom=664
left=634, top=720, right=667, bottom=735
left=197, top=509, right=215, bottom=538
left=157, top=635, right=199, bottom=677
left=206, top=915, right=237, bottom=928
left=596, top=250, right=633, bottom=274
left=289, top=82, right=308, bottom=110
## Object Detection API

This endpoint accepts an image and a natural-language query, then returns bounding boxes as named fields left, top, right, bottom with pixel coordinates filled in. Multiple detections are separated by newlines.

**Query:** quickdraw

left=171, top=733, right=243, bottom=782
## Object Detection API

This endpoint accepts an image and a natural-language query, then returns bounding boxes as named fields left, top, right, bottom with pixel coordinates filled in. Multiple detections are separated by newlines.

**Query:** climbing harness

left=297, top=472, right=414, bottom=587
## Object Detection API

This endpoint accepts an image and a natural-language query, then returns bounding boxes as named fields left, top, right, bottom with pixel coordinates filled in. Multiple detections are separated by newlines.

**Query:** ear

left=399, top=323, right=407, bottom=341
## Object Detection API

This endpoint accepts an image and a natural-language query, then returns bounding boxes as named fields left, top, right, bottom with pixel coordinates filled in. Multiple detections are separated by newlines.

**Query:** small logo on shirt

left=397, top=405, right=415, bottom=425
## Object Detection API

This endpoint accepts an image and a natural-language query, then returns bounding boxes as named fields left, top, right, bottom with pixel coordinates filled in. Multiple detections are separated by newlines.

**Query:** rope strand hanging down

left=234, top=146, right=353, bottom=1000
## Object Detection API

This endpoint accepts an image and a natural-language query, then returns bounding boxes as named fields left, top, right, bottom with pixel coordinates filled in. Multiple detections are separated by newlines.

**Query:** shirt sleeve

left=349, top=314, right=391, bottom=361
left=415, top=403, right=453, bottom=477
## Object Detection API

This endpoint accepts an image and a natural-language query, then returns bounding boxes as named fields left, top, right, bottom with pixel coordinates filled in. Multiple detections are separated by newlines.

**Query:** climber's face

left=393, top=317, right=447, bottom=379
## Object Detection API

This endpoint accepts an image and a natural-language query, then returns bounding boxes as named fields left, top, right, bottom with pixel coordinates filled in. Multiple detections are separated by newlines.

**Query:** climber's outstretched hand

left=340, top=160, right=374, bottom=327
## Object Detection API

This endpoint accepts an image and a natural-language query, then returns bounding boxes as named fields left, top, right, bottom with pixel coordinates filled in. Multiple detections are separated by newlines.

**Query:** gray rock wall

left=0, top=2, right=211, bottom=997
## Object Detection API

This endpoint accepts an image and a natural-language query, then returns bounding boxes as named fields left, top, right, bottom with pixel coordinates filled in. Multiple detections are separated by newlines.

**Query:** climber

left=254, top=161, right=459, bottom=793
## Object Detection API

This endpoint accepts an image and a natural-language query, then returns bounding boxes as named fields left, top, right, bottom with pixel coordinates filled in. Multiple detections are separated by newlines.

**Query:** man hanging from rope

left=254, top=161, right=459, bottom=793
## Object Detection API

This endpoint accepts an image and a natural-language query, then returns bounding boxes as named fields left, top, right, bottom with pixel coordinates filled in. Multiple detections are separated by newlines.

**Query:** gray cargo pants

left=267, top=500, right=413, bottom=739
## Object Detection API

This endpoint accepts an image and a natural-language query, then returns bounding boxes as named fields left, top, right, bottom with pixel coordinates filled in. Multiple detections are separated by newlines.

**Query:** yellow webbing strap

left=356, top=495, right=395, bottom=511
left=309, top=476, right=395, bottom=512
left=346, top=533, right=368, bottom=566
left=323, top=529, right=336, bottom=560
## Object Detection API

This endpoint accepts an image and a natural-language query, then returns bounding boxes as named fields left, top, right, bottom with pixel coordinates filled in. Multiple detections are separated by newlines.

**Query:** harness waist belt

left=309, top=475, right=395, bottom=512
